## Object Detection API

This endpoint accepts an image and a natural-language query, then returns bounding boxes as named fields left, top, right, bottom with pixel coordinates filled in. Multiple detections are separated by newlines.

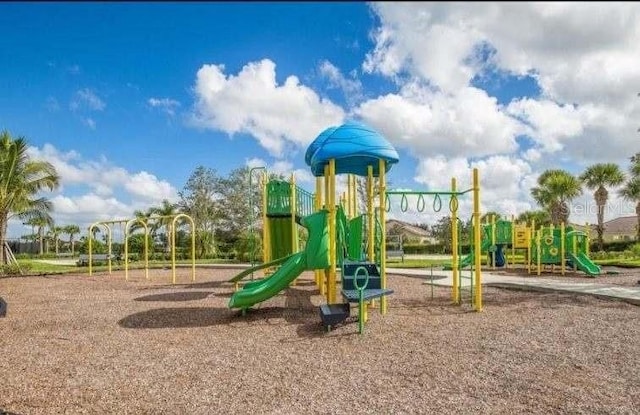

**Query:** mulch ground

left=1, top=267, right=638, bottom=414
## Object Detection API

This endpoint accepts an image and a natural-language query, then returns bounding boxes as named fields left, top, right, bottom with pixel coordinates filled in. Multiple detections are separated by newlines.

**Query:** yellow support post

left=585, top=222, right=591, bottom=256
left=529, top=219, right=535, bottom=274
left=170, top=213, right=196, bottom=284
left=571, top=233, right=588, bottom=272
left=472, top=168, right=482, bottom=312
left=511, top=215, right=515, bottom=269
left=351, top=174, right=358, bottom=217
left=291, top=174, right=297, bottom=254
left=561, top=222, right=565, bottom=276
left=315, top=176, right=323, bottom=291
left=491, top=214, right=496, bottom=270
left=328, top=159, right=337, bottom=304
left=367, top=166, right=374, bottom=262
left=324, top=164, right=330, bottom=300
left=537, top=230, right=542, bottom=276
left=262, top=172, right=270, bottom=264
left=451, top=177, right=459, bottom=305
left=124, top=219, right=149, bottom=281
left=347, top=174, right=352, bottom=219
left=290, top=174, right=298, bottom=286
left=379, top=159, right=388, bottom=314
left=549, top=224, right=555, bottom=272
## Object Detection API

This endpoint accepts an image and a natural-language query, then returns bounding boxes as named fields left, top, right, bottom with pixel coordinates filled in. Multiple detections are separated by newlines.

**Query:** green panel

left=302, top=210, right=330, bottom=269
left=266, top=179, right=315, bottom=218
left=269, top=217, right=294, bottom=260
left=494, top=220, right=513, bottom=245
left=266, top=180, right=293, bottom=216
left=348, top=215, right=364, bottom=261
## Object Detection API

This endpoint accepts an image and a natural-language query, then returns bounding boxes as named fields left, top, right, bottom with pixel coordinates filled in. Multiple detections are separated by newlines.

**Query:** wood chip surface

left=1, top=267, right=639, bottom=414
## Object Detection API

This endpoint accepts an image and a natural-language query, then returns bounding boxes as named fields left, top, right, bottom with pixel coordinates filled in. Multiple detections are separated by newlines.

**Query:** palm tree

left=579, top=163, right=625, bottom=251
left=149, top=199, right=180, bottom=254
left=49, top=225, right=63, bottom=255
left=516, top=210, right=551, bottom=229
left=63, top=224, right=81, bottom=255
left=481, top=211, right=502, bottom=223
left=630, top=152, right=640, bottom=177
left=0, top=131, right=59, bottom=262
left=619, top=176, right=640, bottom=241
left=29, top=214, right=53, bottom=256
left=531, top=169, right=582, bottom=226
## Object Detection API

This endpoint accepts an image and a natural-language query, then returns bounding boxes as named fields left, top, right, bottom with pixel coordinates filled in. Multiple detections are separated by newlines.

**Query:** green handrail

left=353, top=266, right=370, bottom=335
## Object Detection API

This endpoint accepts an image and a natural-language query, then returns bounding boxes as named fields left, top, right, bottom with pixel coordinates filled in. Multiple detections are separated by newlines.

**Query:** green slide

left=567, top=252, right=601, bottom=276
left=228, top=252, right=306, bottom=308
left=443, top=239, right=490, bottom=270
left=228, top=254, right=296, bottom=283
left=228, top=210, right=330, bottom=310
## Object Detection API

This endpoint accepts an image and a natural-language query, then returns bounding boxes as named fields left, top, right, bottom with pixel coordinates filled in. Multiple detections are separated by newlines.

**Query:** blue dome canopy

left=306, top=121, right=399, bottom=177
left=305, top=126, right=337, bottom=166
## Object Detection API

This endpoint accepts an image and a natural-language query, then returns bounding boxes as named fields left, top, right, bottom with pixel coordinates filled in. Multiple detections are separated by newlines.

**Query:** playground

left=2, top=121, right=640, bottom=413
left=1, top=267, right=639, bottom=414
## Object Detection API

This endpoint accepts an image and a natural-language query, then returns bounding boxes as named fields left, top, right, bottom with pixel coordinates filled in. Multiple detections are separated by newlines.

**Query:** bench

left=341, top=288, right=394, bottom=303
left=56, top=252, right=74, bottom=258
left=76, top=254, right=120, bottom=266
left=386, top=249, right=405, bottom=262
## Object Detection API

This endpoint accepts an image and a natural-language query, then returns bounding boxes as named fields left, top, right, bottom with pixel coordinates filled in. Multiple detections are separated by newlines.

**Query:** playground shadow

left=147, top=280, right=230, bottom=291
left=134, top=291, right=213, bottom=302
left=118, top=306, right=235, bottom=329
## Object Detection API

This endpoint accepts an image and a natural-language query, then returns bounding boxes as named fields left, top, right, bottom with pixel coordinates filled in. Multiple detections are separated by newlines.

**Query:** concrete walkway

left=388, top=268, right=640, bottom=306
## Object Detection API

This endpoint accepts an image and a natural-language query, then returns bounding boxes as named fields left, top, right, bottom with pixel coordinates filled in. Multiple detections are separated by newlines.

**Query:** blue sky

left=1, top=2, right=639, bottom=238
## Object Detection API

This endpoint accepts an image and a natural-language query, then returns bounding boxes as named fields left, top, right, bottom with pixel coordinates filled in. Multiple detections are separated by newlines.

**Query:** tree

left=620, top=154, right=640, bottom=241
left=630, top=152, right=640, bottom=177
left=516, top=210, right=551, bottom=229
left=49, top=225, right=63, bottom=255
left=619, top=176, right=640, bottom=241
left=26, top=214, right=53, bottom=256
left=531, top=169, right=582, bottom=226
left=0, top=131, right=60, bottom=262
left=481, top=211, right=502, bottom=223
left=579, top=163, right=625, bottom=251
left=63, top=224, right=81, bottom=255
left=149, top=199, right=181, bottom=255
left=217, top=166, right=260, bottom=246
left=356, top=176, right=393, bottom=214
left=178, top=166, right=221, bottom=258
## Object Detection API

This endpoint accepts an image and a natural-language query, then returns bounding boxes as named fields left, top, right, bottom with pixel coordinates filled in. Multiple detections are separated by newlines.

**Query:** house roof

left=386, top=219, right=430, bottom=237
left=602, top=216, right=637, bottom=234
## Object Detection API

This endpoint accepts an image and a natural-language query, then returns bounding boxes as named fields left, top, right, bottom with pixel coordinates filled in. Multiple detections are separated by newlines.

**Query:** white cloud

left=17, top=144, right=179, bottom=238
left=411, top=155, right=535, bottom=222
left=190, top=59, right=345, bottom=157
left=319, top=60, right=363, bottom=104
left=148, top=97, right=181, bottom=116
left=124, top=171, right=177, bottom=201
left=84, top=118, right=96, bottom=129
left=71, top=88, right=106, bottom=111
left=364, top=3, right=640, bottom=164
left=355, top=84, right=522, bottom=158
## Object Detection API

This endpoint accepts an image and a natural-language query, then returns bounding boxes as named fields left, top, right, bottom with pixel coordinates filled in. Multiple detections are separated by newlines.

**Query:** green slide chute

left=228, top=254, right=296, bottom=283
left=567, top=252, right=601, bottom=276
left=443, top=239, right=490, bottom=270
left=228, top=252, right=307, bottom=308
left=228, top=210, right=330, bottom=310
